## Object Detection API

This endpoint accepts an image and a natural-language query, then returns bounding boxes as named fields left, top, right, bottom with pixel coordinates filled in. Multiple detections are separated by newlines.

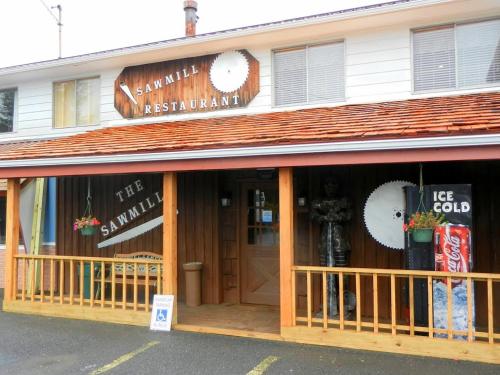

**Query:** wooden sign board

left=114, top=50, right=260, bottom=119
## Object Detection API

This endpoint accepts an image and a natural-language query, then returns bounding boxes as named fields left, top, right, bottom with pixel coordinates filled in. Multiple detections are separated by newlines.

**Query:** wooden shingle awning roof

left=0, top=92, right=499, bottom=177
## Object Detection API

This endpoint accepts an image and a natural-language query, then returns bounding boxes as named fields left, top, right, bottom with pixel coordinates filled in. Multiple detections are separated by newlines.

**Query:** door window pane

left=247, top=227, right=255, bottom=245
left=246, top=186, right=279, bottom=246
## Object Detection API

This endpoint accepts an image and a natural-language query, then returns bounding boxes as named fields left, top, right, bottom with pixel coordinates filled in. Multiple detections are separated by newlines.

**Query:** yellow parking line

left=89, top=341, right=160, bottom=375
left=247, top=355, right=280, bottom=375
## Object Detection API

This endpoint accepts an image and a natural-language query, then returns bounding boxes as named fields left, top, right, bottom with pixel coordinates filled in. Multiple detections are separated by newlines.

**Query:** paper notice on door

left=262, top=210, right=273, bottom=223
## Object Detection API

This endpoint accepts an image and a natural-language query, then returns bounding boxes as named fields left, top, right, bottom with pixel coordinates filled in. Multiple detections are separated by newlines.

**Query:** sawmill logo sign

left=114, top=50, right=260, bottom=119
left=97, top=179, right=163, bottom=249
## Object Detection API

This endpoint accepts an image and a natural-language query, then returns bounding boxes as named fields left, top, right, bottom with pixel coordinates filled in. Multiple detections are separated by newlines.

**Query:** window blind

left=456, top=19, right=500, bottom=87
left=273, top=42, right=345, bottom=106
left=274, top=48, right=307, bottom=106
left=308, top=42, right=345, bottom=103
left=413, top=26, right=456, bottom=92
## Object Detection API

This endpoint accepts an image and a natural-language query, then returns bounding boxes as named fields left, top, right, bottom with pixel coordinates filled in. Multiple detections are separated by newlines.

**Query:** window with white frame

left=273, top=41, right=345, bottom=106
left=0, top=88, right=16, bottom=133
left=413, top=19, right=500, bottom=92
left=53, top=77, right=100, bottom=128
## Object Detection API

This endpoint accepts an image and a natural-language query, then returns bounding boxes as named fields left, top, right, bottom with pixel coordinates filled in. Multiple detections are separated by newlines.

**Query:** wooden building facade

left=1, top=0, right=500, bottom=365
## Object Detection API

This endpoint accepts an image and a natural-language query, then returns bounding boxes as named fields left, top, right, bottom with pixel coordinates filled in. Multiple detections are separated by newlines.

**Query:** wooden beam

left=163, top=172, right=178, bottom=323
left=282, top=326, right=500, bottom=365
left=4, top=178, right=20, bottom=303
left=279, top=167, right=294, bottom=329
left=2, top=145, right=500, bottom=178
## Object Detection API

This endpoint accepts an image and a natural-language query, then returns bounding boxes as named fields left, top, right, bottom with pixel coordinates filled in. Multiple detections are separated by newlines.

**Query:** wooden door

left=240, top=182, right=280, bottom=305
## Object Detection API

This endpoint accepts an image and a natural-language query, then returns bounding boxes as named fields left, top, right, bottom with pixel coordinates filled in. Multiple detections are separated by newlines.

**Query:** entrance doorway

left=240, top=182, right=280, bottom=305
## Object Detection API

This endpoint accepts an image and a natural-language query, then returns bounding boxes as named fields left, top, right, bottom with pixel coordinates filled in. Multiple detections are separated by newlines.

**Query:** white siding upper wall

left=345, top=27, right=412, bottom=103
left=1, top=23, right=498, bottom=142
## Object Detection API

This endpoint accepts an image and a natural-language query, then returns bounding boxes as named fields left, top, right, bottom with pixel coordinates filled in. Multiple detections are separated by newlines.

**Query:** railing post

left=279, top=167, right=294, bottom=329
left=4, top=178, right=20, bottom=303
left=163, top=172, right=178, bottom=324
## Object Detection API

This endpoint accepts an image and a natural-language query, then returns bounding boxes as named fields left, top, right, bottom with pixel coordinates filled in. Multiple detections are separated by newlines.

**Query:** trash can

left=183, top=262, right=203, bottom=307
left=77, top=262, right=100, bottom=299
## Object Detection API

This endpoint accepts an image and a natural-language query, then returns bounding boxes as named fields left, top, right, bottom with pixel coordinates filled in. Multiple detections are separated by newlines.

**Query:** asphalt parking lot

left=0, top=292, right=498, bottom=374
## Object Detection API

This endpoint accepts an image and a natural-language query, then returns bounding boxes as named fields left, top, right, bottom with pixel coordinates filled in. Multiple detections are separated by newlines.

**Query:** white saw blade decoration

left=209, top=51, right=249, bottom=93
left=364, top=180, right=416, bottom=250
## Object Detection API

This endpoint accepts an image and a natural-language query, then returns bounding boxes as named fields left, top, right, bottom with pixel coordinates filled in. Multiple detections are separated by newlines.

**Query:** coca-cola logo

left=443, top=234, right=467, bottom=273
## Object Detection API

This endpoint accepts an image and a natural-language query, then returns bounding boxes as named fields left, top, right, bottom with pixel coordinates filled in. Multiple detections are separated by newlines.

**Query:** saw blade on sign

left=363, top=180, right=416, bottom=250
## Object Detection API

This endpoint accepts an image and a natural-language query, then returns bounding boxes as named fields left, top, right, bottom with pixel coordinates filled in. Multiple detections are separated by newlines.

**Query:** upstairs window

left=413, top=19, right=500, bottom=92
left=0, top=88, right=16, bottom=133
left=53, top=77, right=100, bottom=128
left=273, top=41, right=345, bottom=106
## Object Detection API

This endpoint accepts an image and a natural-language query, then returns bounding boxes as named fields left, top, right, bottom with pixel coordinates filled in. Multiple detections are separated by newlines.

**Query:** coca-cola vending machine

left=404, top=184, right=473, bottom=335
left=433, top=224, right=474, bottom=339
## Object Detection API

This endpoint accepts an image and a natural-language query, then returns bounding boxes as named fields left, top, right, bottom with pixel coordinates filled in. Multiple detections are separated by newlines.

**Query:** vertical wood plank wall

left=56, top=161, right=499, bottom=324
left=294, top=162, right=500, bottom=327
left=56, top=171, right=220, bottom=304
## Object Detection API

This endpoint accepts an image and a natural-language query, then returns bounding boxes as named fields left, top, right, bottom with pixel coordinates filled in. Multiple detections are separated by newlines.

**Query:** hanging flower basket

left=79, top=225, right=98, bottom=236
left=403, top=210, right=446, bottom=244
left=411, top=228, right=434, bottom=243
left=73, top=216, right=101, bottom=236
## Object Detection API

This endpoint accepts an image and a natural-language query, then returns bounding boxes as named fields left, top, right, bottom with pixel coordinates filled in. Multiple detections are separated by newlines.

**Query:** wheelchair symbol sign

left=150, top=295, right=174, bottom=331
left=156, top=309, right=168, bottom=322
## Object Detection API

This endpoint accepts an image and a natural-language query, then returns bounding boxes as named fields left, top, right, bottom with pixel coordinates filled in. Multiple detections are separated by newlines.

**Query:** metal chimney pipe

left=184, top=0, right=198, bottom=37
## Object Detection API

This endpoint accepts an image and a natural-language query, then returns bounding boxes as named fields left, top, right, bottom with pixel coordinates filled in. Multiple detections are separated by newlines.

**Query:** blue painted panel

left=43, top=177, right=56, bottom=243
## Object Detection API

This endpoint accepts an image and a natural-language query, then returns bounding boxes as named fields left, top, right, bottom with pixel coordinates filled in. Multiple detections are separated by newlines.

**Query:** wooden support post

left=163, top=172, right=178, bottom=324
left=279, top=167, right=294, bottom=329
left=4, top=178, right=20, bottom=303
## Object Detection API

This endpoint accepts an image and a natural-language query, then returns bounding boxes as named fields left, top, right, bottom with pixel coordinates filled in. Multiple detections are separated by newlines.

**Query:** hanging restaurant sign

left=114, top=50, right=260, bottom=119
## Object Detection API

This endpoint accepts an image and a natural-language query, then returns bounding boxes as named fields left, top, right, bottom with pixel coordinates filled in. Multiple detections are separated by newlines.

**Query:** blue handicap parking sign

left=156, top=309, right=168, bottom=322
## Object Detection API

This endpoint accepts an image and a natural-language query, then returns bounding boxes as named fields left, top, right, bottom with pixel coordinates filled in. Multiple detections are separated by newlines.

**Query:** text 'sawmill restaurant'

left=0, top=0, right=499, bottom=364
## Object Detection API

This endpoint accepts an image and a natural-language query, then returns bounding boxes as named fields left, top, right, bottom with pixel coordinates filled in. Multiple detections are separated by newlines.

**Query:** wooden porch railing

left=292, top=266, right=499, bottom=344
left=12, top=254, right=163, bottom=313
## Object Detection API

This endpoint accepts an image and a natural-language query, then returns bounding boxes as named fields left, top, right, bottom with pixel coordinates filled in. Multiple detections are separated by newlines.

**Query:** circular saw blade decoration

left=364, top=180, right=416, bottom=250
left=209, top=51, right=249, bottom=93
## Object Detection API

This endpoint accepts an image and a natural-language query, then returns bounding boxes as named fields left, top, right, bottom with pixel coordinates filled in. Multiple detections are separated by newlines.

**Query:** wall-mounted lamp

left=298, top=197, right=307, bottom=207
left=221, top=191, right=232, bottom=207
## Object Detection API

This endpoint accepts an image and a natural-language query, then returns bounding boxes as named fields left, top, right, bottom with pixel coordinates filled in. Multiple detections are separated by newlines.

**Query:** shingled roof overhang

left=0, top=92, right=499, bottom=178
